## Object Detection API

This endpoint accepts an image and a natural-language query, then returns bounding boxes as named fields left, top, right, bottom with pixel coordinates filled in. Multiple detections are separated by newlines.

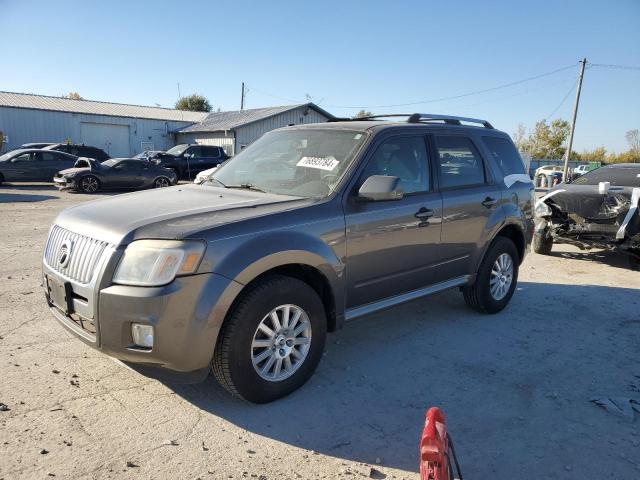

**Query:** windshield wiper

left=225, top=183, right=267, bottom=193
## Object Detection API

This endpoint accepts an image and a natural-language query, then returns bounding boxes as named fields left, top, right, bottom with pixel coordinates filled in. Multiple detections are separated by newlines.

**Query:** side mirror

left=183, top=153, right=192, bottom=159
left=357, top=175, right=404, bottom=202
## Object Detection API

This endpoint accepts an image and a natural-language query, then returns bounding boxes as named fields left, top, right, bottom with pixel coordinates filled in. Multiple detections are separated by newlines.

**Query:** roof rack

left=329, top=113, right=494, bottom=129
left=407, top=113, right=493, bottom=129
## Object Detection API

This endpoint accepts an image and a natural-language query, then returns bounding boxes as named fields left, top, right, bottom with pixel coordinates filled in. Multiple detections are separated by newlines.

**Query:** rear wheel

left=463, top=237, right=519, bottom=314
left=79, top=175, right=100, bottom=193
left=212, top=275, right=327, bottom=403
left=533, top=231, right=553, bottom=255
left=153, top=176, right=171, bottom=188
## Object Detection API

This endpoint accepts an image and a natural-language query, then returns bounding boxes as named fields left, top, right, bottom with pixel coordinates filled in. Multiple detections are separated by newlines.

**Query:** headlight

left=534, top=201, right=552, bottom=217
left=113, top=240, right=206, bottom=286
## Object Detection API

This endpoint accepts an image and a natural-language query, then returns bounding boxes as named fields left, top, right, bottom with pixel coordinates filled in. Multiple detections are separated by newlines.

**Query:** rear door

left=344, top=133, right=443, bottom=308
left=432, top=134, right=502, bottom=281
left=41, top=151, right=77, bottom=181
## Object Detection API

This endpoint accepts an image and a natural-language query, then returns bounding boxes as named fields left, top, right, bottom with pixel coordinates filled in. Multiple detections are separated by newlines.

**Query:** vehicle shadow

left=0, top=192, right=59, bottom=202
left=547, top=248, right=634, bottom=271
left=169, top=281, right=640, bottom=476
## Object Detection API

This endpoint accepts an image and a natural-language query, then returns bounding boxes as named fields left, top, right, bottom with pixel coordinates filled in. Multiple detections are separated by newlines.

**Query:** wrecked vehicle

left=534, top=163, right=640, bottom=268
left=54, top=157, right=178, bottom=193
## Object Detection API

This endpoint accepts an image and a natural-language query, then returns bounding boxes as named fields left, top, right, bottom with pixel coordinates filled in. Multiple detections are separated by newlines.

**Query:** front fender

left=204, top=229, right=346, bottom=318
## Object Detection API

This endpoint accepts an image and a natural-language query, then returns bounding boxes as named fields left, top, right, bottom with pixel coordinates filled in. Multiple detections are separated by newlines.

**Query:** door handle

left=415, top=207, right=434, bottom=221
left=481, top=197, right=497, bottom=208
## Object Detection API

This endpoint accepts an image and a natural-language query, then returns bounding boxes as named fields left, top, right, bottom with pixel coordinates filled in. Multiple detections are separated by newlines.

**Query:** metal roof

left=178, top=103, right=334, bottom=133
left=0, top=91, right=208, bottom=122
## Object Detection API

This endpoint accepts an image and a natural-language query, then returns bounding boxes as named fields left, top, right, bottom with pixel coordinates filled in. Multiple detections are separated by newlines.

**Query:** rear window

left=434, top=135, right=486, bottom=188
left=482, top=136, right=525, bottom=176
left=572, top=166, right=640, bottom=187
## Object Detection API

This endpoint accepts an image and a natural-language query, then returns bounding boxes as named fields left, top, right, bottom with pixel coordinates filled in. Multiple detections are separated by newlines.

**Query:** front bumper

left=53, top=176, right=77, bottom=190
left=44, top=264, right=243, bottom=383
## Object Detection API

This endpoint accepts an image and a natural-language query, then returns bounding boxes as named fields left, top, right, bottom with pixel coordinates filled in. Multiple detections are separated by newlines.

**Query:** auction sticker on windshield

left=297, top=156, right=340, bottom=171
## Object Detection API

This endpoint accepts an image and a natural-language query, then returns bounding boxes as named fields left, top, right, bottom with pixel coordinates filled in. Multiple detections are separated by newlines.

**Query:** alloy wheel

left=490, top=253, right=514, bottom=300
left=154, top=177, right=170, bottom=188
left=251, top=304, right=312, bottom=382
left=81, top=176, right=98, bottom=193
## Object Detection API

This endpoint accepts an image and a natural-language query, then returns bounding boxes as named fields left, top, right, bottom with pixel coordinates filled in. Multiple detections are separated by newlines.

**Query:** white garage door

left=80, top=123, right=130, bottom=157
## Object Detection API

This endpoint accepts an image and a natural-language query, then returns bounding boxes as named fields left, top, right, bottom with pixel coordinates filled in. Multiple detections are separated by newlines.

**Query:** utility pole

left=240, top=82, right=245, bottom=110
left=562, top=58, right=587, bottom=181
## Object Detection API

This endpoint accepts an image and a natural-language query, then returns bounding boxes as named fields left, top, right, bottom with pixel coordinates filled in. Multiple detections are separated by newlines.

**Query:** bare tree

left=626, top=129, right=640, bottom=154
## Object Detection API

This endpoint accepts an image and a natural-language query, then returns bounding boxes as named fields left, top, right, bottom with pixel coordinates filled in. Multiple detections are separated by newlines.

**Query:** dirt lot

left=1, top=184, right=639, bottom=480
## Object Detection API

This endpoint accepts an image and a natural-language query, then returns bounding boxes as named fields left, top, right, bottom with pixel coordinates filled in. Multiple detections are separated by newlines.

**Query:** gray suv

left=43, top=114, right=534, bottom=403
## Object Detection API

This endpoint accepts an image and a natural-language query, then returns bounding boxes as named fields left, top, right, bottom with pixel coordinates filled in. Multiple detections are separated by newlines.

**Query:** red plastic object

left=419, top=407, right=450, bottom=480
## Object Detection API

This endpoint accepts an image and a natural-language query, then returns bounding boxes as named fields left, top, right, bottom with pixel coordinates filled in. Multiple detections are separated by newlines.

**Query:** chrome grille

left=44, top=225, right=109, bottom=284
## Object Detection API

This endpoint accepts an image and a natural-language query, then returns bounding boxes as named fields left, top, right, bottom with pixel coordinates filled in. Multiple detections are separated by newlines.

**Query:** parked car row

left=0, top=147, right=178, bottom=192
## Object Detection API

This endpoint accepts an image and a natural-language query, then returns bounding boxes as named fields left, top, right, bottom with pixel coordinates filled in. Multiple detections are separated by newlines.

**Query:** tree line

left=514, top=119, right=639, bottom=164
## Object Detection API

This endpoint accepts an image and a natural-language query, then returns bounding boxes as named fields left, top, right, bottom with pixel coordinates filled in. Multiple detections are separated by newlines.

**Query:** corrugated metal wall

left=176, top=106, right=330, bottom=156
left=177, top=131, right=235, bottom=155
left=0, top=107, right=195, bottom=155
left=235, top=107, right=329, bottom=149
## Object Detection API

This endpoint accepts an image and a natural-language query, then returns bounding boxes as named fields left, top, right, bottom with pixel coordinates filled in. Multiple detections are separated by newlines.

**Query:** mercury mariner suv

left=43, top=114, right=534, bottom=403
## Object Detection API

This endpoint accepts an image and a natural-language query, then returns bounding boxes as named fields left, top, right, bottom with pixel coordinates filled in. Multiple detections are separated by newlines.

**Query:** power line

left=590, top=63, right=640, bottom=71
left=248, top=63, right=578, bottom=110
left=544, top=79, right=578, bottom=120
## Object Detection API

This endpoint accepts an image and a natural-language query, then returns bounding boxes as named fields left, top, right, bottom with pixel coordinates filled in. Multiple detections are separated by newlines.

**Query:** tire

left=627, top=253, right=640, bottom=272
left=463, top=236, right=519, bottom=314
left=212, top=274, right=327, bottom=403
left=533, top=231, right=553, bottom=255
left=153, top=176, right=171, bottom=188
left=0, top=173, right=4, bottom=186
left=167, top=167, right=180, bottom=181
left=79, top=175, right=100, bottom=193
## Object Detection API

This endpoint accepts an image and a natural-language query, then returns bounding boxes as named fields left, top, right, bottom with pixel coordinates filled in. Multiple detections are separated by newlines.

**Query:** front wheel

left=79, top=175, right=100, bottom=193
left=463, top=237, right=519, bottom=314
left=533, top=231, right=553, bottom=255
left=212, top=275, right=327, bottom=403
left=153, top=176, right=171, bottom=188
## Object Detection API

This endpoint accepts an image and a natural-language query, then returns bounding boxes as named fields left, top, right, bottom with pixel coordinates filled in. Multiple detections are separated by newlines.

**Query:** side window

left=189, top=146, right=203, bottom=158
left=203, top=146, right=219, bottom=158
left=13, top=153, right=35, bottom=162
left=41, top=152, right=58, bottom=161
left=482, top=136, right=525, bottom=176
left=434, top=136, right=486, bottom=189
left=361, top=136, right=430, bottom=194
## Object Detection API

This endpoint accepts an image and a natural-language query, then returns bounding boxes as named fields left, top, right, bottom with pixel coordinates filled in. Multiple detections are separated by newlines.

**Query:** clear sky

left=1, top=0, right=638, bottom=152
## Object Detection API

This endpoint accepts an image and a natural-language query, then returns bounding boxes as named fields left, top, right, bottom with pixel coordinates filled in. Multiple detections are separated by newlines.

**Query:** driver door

left=343, top=134, right=443, bottom=308
left=6, top=152, right=42, bottom=181
left=109, top=160, right=145, bottom=188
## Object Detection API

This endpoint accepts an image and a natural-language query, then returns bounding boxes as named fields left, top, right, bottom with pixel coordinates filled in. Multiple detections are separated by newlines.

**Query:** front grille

left=44, top=225, right=109, bottom=284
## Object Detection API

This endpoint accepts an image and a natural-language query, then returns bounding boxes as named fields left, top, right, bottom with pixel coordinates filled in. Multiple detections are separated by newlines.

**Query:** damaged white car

left=534, top=163, right=640, bottom=269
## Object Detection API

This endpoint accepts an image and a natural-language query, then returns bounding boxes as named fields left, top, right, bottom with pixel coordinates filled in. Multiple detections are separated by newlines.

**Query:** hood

left=546, top=184, right=635, bottom=221
left=57, top=167, right=90, bottom=176
left=54, top=184, right=308, bottom=245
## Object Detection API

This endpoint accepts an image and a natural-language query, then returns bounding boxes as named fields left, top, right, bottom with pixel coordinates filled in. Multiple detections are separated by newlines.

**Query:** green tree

left=175, top=94, right=212, bottom=112
left=66, top=92, right=83, bottom=100
left=354, top=110, right=373, bottom=119
left=528, top=119, right=570, bottom=159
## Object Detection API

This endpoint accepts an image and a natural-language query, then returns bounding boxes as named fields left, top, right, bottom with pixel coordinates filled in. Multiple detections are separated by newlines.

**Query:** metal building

left=0, top=91, right=207, bottom=156
left=176, top=103, right=334, bottom=155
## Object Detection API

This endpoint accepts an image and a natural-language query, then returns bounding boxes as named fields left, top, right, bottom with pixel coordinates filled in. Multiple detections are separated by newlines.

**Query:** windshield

left=0, top=150, right=25, bottom=161
left=572, top=166, right=640, bottom=187
left=209, top=129, right=367, bottom=198
left=165, top=144, right=189, bottom=156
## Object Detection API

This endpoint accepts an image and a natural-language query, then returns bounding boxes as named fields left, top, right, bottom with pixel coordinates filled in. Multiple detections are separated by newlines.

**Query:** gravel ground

left=1, top=184, right=639, bottom=480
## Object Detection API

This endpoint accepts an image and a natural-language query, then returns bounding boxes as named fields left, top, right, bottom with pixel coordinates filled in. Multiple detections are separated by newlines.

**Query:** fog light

left=132, top=324, right=154, bottom=348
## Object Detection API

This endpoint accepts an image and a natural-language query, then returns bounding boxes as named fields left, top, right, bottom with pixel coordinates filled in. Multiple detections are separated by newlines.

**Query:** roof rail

left=407, top=113, right=494, bottom=129
left=329, top=113, right=494, bottom=129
